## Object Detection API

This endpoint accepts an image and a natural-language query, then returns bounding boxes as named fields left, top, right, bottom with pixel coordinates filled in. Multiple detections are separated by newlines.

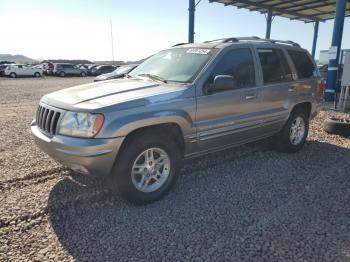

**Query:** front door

left=195, top=47, right=264, bottom=154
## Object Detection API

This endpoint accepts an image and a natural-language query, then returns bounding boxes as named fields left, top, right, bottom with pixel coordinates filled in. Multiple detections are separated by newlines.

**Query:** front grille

left=36, top=104, right=61, bottom=135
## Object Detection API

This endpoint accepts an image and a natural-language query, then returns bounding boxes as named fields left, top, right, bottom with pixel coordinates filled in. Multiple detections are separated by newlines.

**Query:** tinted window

left=287, top=50, right=315, bottom=79
left=61, top=64, right=72, bottom=69
left=258, top=48, right=293, bottom=84
left=103, top=66, right=114, bottom=71
left=208, top=48, right=255, bottom=88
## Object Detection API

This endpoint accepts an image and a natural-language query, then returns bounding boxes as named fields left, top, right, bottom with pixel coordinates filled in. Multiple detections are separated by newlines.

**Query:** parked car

left=32, top=37, right=323, bottom=204
left=91, top=65, right=117, bottom=76
left=0, top=64, right=8, bottom=76
left=94, top=64, right=138, bottom=82
left=5, top=64, right=43, bottom=78
left=53, top=63, right=87, bottom=77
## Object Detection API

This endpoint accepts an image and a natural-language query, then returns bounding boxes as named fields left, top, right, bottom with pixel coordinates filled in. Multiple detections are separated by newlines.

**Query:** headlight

left=58, top=112, right=104, bottom=138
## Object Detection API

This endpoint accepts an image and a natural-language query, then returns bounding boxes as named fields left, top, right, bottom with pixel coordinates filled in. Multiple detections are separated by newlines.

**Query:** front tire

left=274, top=109, right=309, bottom=153
left=111, top=131, right=181, bottom=205
left=34, top=72, right=41, bottom=77
left=9, top=72, right=16, bottom=78
left=59, top=71, right=65, bottom=77
left=80, top=72, right=86, bottom=77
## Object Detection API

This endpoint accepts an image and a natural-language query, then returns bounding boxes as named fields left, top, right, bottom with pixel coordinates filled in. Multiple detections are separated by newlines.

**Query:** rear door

left=67, top=64, right=75, bottom=75
left=255, top=47, right=296, bottom=134
left=286, top=49, right=320, bottom=102
left=195, top=47, right=264, bottom=153
left=17, top=65, right=26, bottom=76
left=73, top=65, right=81, bottom=75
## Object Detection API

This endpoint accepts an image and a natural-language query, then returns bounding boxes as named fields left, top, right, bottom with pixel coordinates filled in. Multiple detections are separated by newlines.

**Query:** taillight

left=319, top=79, right=325, bottom=98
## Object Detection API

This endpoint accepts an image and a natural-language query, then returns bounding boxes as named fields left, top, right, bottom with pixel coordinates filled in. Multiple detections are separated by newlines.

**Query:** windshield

left=129, top=48, right=214, bottom=83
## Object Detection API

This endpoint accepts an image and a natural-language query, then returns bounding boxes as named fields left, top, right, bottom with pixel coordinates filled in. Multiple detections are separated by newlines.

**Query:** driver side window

left=205, top=48, right=256, bottom=91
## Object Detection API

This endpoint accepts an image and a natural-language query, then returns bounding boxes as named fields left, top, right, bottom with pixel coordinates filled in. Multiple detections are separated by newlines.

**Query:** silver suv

left=53, top=63, right=86, bottom=77
left=31, top=37, right=323, bottom=204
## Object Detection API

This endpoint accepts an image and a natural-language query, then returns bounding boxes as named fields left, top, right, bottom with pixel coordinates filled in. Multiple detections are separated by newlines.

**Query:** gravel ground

left=1, top=76, right=350, bottom=262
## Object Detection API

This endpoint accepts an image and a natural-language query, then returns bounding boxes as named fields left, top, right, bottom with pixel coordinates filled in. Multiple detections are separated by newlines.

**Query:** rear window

left=258, top=48, right=293, bottom=84
left=62, top=64, right=73, bottom=69
left=287, top=50, right=315, bottom=79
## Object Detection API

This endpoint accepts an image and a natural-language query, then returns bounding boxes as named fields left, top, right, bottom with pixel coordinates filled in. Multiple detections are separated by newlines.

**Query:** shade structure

left=209, top=0, right=350, bottom=22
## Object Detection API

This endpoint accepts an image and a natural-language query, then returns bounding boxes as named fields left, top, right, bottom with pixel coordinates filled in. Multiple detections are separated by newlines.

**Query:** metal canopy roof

left=210, top=0, right=350, bottom=22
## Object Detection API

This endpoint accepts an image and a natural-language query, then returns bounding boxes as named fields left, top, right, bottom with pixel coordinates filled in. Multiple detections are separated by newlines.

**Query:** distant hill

left=0, top=54, right=37, bottom=64
left=0, top=54, right=146, bottom=65
left=41, top=59, right=93, bottom=64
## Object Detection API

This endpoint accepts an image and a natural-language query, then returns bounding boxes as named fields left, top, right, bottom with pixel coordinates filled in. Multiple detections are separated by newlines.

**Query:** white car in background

left=5, top=64, right=43, bottom=78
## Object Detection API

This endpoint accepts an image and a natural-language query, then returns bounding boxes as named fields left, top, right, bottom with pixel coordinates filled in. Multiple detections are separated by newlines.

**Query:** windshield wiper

left=124, top=73, right=132, bottom=78
left=137, top=73, right=167, bottom=83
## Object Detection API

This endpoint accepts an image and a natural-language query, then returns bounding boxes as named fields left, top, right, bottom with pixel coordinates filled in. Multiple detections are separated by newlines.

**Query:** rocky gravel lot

left=1, top=76, right=350, bottom=261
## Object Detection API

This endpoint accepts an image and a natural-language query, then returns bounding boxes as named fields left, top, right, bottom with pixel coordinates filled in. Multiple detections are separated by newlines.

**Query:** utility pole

left=110, top=20, right=115, bottom=64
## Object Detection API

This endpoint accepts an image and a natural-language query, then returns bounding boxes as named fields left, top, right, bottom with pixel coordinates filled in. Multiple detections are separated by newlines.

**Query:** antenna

left=110, top=20, right=115, bottom=63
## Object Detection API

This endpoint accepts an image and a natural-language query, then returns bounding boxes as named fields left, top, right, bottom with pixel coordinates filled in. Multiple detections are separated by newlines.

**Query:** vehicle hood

left=41, top=79, right=188, bottom=110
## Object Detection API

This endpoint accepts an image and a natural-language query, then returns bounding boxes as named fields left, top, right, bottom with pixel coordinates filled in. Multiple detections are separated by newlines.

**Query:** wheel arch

left=290, top=102, right=312, bottom=119
left=118, top=123, right=186, bottom=156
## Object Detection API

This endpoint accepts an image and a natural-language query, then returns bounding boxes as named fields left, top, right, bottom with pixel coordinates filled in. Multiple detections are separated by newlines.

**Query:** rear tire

left=59, top=71, right=65, bottom=77
left=80, top=72, right=86, bottom=77
left=110, top=131, right=181, bottom=205
left=34, top=72, right=41, bottom=77
left=9, top=72, right=16, bottom=78
left=273, top=109, right=309, bottom=153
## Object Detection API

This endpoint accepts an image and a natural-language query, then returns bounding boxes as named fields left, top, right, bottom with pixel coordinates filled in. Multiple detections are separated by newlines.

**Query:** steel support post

left=311, top=21, right=319, bottom=59
left=188, top=0, right=195, bottom=43
left=325, top=0, right=346, bottom=101
left=265, top=9, right=273, bottom=39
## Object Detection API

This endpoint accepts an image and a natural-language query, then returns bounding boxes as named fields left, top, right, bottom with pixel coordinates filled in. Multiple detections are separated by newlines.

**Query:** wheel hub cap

left=290, top=116, right=305, bottom=145
left=131, top=147, right=171, bottom=193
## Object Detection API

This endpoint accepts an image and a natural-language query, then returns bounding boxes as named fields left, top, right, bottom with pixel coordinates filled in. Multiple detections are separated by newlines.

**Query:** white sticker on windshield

left=186, top=48, right=211, bottom=55
left=258, top=49, right=273, bottom=53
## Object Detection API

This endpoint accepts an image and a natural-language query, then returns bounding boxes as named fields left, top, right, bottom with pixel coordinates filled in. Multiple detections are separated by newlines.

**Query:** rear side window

left=287, top=50, right=315, bottom=79
left=208, top=48, right=256, bottom=88
left=258, top=48, right=293, bottom=84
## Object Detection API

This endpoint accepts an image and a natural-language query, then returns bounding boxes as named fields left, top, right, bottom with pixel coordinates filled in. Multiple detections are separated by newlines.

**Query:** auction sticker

left=186, top=48, right=211, bottom=55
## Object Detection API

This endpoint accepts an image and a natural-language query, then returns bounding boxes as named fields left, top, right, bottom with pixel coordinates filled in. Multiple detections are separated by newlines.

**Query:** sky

left=0, top=0, right=349, bottom=62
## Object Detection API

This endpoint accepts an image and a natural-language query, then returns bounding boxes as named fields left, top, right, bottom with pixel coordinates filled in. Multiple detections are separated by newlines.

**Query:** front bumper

left=31, top=122, right=125, bottom=177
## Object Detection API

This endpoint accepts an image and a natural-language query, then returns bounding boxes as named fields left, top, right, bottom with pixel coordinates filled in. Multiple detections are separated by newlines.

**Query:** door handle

left=288, top=84, right=298, bottom=92
left=245, top=94, right=256, bottom=100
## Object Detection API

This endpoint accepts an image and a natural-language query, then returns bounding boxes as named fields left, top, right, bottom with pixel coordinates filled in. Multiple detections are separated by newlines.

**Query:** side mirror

left=209, top=75, right=236, bottom=94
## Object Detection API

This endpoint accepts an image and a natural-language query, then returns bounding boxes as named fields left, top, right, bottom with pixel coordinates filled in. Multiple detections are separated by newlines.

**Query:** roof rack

left=204, top=36, right=300, bottom=47
left=172, top=43, right=188, bottom=47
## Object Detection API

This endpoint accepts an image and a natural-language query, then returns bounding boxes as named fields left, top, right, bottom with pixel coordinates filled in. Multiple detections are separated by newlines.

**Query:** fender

left=96, top=109, right=195, bottom=139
